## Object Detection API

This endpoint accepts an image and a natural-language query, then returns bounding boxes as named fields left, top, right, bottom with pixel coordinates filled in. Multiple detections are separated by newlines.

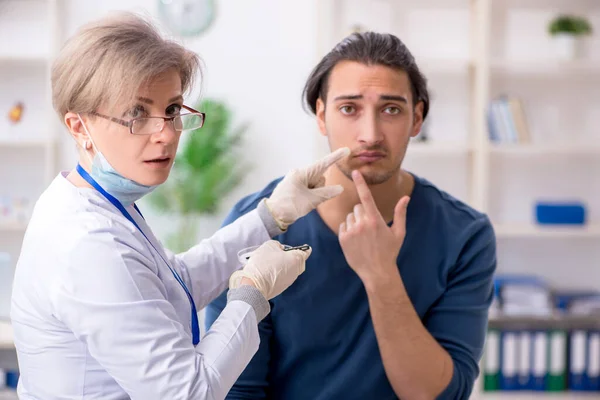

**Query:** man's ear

left=64, top=112, right=89, bottom=149
left=411, top=101, right=424, bottom=138
left=316, top=98, right=327, bottom=137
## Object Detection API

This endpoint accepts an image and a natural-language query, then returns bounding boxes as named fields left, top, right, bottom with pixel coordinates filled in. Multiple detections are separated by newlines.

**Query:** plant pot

left=551, top=33, right=586, bottom=60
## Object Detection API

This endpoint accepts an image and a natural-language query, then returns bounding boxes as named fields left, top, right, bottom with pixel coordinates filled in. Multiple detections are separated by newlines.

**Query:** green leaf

left=549, top=14, right=593, bottom=36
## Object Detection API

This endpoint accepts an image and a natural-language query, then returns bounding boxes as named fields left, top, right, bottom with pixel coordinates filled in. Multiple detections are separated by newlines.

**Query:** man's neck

left=317, top=167, right=414, bottom=234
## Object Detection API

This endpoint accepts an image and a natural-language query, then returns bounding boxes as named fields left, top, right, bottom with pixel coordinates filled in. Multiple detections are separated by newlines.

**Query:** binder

left=517, top=331, right=532, bottom=389
left=531, top=331, right=548, bottom=391
left=586, top=331, right=600, bottom=391
left=547, top=330, right=567, bottom=391
left=499, top=331, right=519, bottom=390
left=569, top=329, right=587, bottom=391
left=483, top=329, right=500, bottom=391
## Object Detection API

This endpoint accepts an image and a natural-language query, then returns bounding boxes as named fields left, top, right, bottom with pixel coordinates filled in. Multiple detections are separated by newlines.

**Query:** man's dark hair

left=302, top=31, right=429, bottom=120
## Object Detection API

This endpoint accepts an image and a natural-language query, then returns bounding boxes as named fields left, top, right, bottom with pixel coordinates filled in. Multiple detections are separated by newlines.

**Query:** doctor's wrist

left=227, top=284, right=270, bottom=322
left=257, top=198, right=286, bottom=237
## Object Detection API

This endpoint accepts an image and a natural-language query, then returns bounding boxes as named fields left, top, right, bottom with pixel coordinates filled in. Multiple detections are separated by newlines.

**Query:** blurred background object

left=157, top=0, right=217, bottom=38
left=548, top=13, right=593, bottom=60
left=0, top=0, right=599, bottom=398
left=146, top=97, right=249, bottom=253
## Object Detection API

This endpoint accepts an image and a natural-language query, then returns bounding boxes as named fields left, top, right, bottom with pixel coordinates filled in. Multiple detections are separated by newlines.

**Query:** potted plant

left=146, top=97, right=249, bottom=252
left=548, top=14, right=593, bottom=60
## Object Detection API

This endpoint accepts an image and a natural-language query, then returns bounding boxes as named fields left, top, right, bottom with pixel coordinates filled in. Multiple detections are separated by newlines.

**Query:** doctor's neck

left=319, top=165, right=413, bottom=225
left=66, top=159, right=94, bottom=189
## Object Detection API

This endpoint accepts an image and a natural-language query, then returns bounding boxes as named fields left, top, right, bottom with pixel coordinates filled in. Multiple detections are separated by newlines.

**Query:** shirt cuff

left=227, top=285, right=270, bottom=322
left=436, top=361, right=460, bottom=399
left=257, top=198, right=285, bottom=237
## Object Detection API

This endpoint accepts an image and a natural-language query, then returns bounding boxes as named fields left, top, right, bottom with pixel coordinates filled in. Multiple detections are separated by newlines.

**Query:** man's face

left=316, top=61, right=424, bottom=185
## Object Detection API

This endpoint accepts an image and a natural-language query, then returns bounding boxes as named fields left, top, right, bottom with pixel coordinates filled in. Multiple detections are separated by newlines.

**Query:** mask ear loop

left=77, top=114, right=98, bottom=166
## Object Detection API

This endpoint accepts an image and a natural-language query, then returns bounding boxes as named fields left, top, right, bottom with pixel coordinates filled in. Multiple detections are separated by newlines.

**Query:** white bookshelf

left=0, top=0, right=61, bottom=227
left=316, top=0, right=600, bottom=398
left=0, top=0, right=62, bottom=370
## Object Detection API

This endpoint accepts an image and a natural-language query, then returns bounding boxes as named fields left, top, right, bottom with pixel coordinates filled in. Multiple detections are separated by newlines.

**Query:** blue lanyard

left=76, top=164, right=200, bottom=346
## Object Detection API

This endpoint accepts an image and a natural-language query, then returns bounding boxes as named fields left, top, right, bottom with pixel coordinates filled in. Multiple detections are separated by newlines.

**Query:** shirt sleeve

left=427, top=216, right=497, bottom=400
left=205, top=290, right=273, bottom=400
left=50, top=227, right=262, bottom=400
left=166, top=200, right=283, bottom=311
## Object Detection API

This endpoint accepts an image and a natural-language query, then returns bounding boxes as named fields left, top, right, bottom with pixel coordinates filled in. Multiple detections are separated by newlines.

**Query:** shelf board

left=475, top=393, right=600, bottom=400
left=0, top=221, right=28, bottom=232
left=490, top=143, right=600, bottom=156
left=418, top=58, right=472, bottom=75
left=0, top=390, right=18, bottom=400
left=408, top=142, right=471, bottom=156
left=0, top=322, right=14, bottom=350
left=0, top=137, right=53, bottom=148
left=490, top=59, right=600, bottom=76
left=494, top=223, right=600, bottom=239
left=0, top=53, right=49, bottom=64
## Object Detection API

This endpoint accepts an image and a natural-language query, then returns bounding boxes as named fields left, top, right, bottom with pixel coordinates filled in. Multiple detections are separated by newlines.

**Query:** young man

left=205, top=32, right=496, bottom=400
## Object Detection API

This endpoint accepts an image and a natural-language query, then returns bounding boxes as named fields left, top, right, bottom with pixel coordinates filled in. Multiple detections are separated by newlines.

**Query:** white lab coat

left=10, top=172, right=273, bottom=400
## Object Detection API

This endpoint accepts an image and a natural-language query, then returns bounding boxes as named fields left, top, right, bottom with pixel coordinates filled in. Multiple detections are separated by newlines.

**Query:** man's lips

left=354, top=151, right=385, bottom=163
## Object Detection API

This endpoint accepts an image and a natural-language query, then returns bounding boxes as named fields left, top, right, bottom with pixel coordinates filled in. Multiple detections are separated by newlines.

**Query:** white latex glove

left=265, top=147, right=351, bottom=230
left=229, top=240, right=312, bottom=300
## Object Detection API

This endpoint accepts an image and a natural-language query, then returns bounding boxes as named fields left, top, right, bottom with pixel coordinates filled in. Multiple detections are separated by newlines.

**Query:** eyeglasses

left=90, top=105, right=205, bottom=135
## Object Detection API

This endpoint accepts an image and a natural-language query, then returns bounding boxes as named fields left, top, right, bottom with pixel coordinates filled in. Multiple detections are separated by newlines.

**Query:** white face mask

left=78, top=114, right=158, bottom=205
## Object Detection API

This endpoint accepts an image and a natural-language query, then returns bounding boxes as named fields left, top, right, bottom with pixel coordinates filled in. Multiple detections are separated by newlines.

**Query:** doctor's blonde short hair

left=51, top=11, right=201, bottom=119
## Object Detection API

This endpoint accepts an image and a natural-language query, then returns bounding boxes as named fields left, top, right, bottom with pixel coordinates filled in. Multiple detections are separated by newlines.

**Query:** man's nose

left=357, top=111, right=384, bottom=145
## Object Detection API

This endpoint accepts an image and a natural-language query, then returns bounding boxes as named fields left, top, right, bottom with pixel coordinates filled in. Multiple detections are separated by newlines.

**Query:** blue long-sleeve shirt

left=205, top=173, right=497, bottom=399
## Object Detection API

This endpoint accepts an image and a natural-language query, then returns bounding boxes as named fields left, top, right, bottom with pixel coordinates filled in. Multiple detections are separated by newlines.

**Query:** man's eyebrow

left=380, top=95, right=408, bottom=103
left=333, top=94, right=363, bottom=101
left=332, top=94, right=408, bottom=103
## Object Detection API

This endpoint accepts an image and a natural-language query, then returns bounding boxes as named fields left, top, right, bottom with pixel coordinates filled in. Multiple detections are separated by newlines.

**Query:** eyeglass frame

left=89, top=105, right=205, bottom=135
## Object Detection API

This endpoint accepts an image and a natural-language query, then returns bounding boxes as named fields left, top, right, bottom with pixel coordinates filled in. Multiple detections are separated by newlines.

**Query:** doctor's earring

left=83, top=140, right=90, bottom=150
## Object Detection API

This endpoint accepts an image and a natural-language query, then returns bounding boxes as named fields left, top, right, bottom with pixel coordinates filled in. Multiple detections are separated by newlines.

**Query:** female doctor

left=10, top=12, right=349, bottom=400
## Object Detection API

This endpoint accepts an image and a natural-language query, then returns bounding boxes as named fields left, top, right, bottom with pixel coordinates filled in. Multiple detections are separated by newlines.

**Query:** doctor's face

left=315, top=61, right=424, bottom=185
left=70, top=68, right=184, bottom=186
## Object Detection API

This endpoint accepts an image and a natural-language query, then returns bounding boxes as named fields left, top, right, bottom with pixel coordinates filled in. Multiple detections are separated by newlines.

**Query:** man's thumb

left=391, top=196, right=410, bottom=238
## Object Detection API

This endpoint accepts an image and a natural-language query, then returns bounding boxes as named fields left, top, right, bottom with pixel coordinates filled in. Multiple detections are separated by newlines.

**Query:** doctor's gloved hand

left=229, top=240, right=312, bottom=300
left=265, top=147, right=350, bottom=231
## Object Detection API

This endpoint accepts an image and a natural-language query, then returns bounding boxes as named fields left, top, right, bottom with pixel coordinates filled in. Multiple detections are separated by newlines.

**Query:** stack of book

left=483, top=275, right=600, bottom=392
left=487, top=95, right=531, bottom=144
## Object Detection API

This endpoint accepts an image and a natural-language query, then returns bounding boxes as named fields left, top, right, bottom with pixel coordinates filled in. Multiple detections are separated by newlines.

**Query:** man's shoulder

left=414, top=174, right=492, bottom=231
left=225, top=177, right=284, bottom=221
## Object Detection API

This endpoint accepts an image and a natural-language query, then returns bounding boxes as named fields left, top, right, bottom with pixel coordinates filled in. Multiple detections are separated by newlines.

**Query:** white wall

left=58, top=0, right=323, bottom=240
